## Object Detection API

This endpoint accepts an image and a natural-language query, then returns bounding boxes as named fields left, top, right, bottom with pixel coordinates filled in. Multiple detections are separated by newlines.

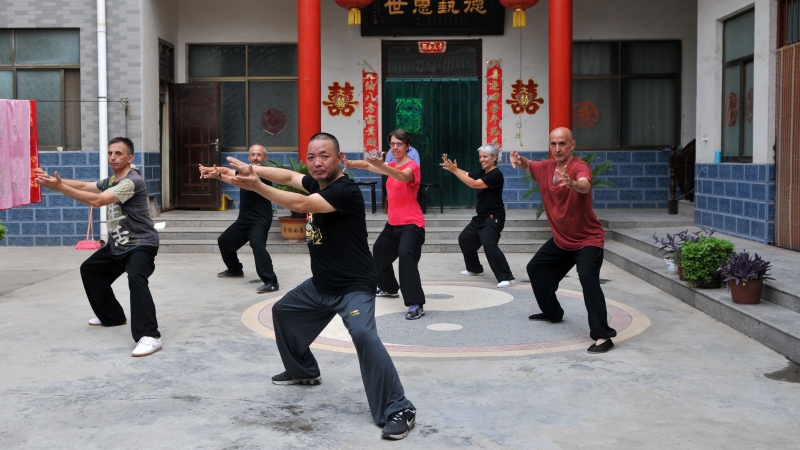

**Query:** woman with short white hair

left=441, top=144, right=516, bottom=288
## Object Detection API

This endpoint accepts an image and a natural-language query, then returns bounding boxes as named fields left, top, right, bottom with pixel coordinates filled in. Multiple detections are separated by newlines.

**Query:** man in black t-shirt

left=199, top=144, right=278, bottom=293
left=225, top=133, right=417, bottom=441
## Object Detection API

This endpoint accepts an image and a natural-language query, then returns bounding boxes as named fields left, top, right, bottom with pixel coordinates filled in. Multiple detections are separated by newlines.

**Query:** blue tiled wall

left=0, top=151, right=161, bottom=247
left=694, top=163, right=775, bottom=244
left=499, top=149, right=671, bottom=210
left=1, top=149, right=671, bottom=246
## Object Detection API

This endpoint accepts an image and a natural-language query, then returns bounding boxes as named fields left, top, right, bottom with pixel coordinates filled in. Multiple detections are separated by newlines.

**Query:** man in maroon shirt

left=509, top=127, right=617, bottom=353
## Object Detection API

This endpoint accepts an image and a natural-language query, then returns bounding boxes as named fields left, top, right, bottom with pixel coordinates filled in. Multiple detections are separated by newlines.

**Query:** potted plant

left=719, top=250, right=774, bottom=304
left=266, top=158, right=309, bottom=241
left=653, top=228, right=715, bottom=280
left=0, top=221, right=6, bottom=241
left=680, top=235, right=735, bottom=288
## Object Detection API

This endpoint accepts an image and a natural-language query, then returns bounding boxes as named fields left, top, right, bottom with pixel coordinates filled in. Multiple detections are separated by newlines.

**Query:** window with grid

left=572, top=40, right=682, bottom=149
left=0, top=29, right=81, bottom=150
left=721, top=9, right=754, bottom=163
left=779, top=0, right=800, bottom=47
left=188, top=44, right=298, bottom=151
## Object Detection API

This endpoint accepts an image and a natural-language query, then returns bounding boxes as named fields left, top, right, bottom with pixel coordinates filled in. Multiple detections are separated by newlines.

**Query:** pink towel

left=0, top=99, right=32, bottom=210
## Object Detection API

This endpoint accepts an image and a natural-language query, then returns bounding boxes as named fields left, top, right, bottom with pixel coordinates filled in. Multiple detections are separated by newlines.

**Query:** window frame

left=0, top=29, right=81, bottom=151
left=187, top=42, right=298, bottom=152
left=572, top=39, right=683, bottom=150
left=721, top=9, right=755, bottom=163
left=778, top=0, right=800, bottom=48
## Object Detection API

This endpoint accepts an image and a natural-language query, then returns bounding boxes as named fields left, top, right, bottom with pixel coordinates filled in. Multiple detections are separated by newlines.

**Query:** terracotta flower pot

left=677, top=263, right=687, bottom=281
left=278, top=216, right=306, bottom=241
left=729, top=279, right=763, bottom=304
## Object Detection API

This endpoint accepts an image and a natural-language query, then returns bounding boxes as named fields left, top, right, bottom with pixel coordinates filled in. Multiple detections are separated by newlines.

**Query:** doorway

left=382, top=40, right=482, bottom=208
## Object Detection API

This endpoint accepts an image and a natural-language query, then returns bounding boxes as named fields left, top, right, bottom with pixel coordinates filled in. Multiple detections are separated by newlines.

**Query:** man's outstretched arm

left=229, top=168, right=335, bottom=213
left=35, top=168, right=119, bottom=208
left=227, top=157, right=307, bottom=192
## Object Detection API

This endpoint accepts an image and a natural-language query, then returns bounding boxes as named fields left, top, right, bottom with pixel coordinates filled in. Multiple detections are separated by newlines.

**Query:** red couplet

left=298, top=0, right=321, bottom=163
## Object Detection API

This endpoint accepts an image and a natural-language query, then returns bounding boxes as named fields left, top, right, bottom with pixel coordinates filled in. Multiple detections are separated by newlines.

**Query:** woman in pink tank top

left=344, top=129, right=427, bottom=321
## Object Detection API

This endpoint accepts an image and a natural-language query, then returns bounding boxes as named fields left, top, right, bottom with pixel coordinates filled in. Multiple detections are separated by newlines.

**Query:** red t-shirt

left=528, top=157, right=604, bottom=250
left=386, top=161, right=425, bottom=228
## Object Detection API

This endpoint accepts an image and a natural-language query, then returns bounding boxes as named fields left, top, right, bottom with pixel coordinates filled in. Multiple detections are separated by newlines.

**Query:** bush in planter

left=0, top=221, right=6, bottom=241
left=266, top=158, right=309, bottom=219
left=680, top=236, right=735, bottom=287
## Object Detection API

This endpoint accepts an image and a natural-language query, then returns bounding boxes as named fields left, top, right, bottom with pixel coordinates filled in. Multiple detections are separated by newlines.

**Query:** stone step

left=604, top=235, right=800, bottom=365
left=155, top=217, right=553, bottom=229
left=157, top=227, right=553, bottom=242
left=159, top=239, right=544, bottom=254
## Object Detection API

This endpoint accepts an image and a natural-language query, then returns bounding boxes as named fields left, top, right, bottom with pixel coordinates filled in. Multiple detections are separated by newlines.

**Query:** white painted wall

left=696, top=0, right=776, bottom=164
left=174, top=0, right=298, bottom=83
left=140, top=0, right=178, bottom=153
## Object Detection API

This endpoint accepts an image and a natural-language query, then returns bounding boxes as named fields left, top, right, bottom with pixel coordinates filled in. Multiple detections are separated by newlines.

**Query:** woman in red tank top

left=344, top=130, right=427, bottom=320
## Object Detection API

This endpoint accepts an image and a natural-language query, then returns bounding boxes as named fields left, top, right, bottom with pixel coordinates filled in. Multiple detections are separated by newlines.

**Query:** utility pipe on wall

left=297, top=0, right=321, bottom=162
left=97, top=0, right=109, bottom=241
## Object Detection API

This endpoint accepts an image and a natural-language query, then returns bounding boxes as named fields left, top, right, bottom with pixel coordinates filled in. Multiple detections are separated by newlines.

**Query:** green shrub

left=680, top=236, right=735, bottom=286
left=0, top=222, right=6, bottom=241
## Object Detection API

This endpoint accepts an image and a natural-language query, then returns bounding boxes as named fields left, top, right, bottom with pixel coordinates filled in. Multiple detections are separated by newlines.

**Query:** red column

left=298, top=0, right=321, bottom=162
left=549, top=0, right=572, bottom=134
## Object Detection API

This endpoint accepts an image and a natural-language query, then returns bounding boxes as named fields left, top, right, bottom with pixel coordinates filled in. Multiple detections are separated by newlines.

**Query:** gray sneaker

left=405, top=305, right=424, bottom=320
left=376, top=288, right=400, bottom=298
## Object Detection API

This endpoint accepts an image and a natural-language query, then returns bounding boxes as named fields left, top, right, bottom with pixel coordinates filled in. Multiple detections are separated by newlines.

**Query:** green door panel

left=383, top=78, right=481, bottom=208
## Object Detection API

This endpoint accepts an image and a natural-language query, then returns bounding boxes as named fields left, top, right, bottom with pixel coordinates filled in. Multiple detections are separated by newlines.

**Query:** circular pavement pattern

left=242, top=282, right=650, bottom=357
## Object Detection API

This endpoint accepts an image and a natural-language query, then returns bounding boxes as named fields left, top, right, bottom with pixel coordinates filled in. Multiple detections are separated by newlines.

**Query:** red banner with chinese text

left=362, top=70, right=379, bottom=157
left=486, top=60, right=503, bottom=155
left=29, top=100, right=41, bottom=203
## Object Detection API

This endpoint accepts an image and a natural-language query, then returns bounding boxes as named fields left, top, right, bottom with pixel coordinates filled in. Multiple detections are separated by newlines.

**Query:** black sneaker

left=257, top=282, right=279, bottom=293
left=271, top=371, right=321, bottom=386
left=382, top=408, right=416, bottom=440
left=376, top=288, right=399, bottom=298
left=218, top=269, right=244, bottom=278
left=405, top=305, right=424, bottom=320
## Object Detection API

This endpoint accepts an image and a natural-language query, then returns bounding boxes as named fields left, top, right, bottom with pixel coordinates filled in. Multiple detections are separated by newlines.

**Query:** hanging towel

left=0, top=99, right=32, bottom=210
left=29, top=100, right=41, bottom=203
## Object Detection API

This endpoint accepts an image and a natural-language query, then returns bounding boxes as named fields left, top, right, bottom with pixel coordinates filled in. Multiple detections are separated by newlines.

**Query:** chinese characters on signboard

left=418, top=41, right=447, bottom=53
left=486, top=60, right=503, bottom=151
left=362, top=0, right=504, bottom=36
left=362, top=71, right=380, bottom=157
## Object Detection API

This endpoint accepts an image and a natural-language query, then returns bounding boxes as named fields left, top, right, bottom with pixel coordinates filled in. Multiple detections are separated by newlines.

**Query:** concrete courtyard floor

left=1, top=247, right=799, bottom=449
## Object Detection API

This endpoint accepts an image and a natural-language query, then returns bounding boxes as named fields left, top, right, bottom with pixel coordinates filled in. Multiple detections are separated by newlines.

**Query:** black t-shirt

left=469, top=168, right=505, bottom=220
left=301, top=174, right=377, bottom=295
left=236, top=174, right=273, bottom=224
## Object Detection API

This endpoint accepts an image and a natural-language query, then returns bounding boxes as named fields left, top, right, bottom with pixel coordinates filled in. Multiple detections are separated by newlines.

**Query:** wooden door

left=171, top=83, right=221, bottom=209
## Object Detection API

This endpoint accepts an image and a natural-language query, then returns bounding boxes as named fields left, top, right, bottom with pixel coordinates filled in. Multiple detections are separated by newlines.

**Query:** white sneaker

left=460, top=270, right=483, bottom=276
left=88, top=317, right=126, bottom=326
left=132, top=336, right=162, bottom=357
left=497, top=279, right=516, bottom=288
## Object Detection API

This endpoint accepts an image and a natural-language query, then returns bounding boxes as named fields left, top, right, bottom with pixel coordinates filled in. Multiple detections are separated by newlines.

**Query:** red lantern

left=500, top=0, right=539, bottom=28
left=335, top=0, right=372, bottom=26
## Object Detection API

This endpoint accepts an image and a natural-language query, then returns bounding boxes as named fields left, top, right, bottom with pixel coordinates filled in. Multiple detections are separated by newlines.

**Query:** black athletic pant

left=218, top=220, right=277, bottom=284
left=272, top=279, right=415, bottom=425
left=526, top=238, right=617, bottom=340
left=458, top=216, right=514, bottom=282
left=373, top=223, right=425, bottom=306
left=80, top=244, right=160, bottom=342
